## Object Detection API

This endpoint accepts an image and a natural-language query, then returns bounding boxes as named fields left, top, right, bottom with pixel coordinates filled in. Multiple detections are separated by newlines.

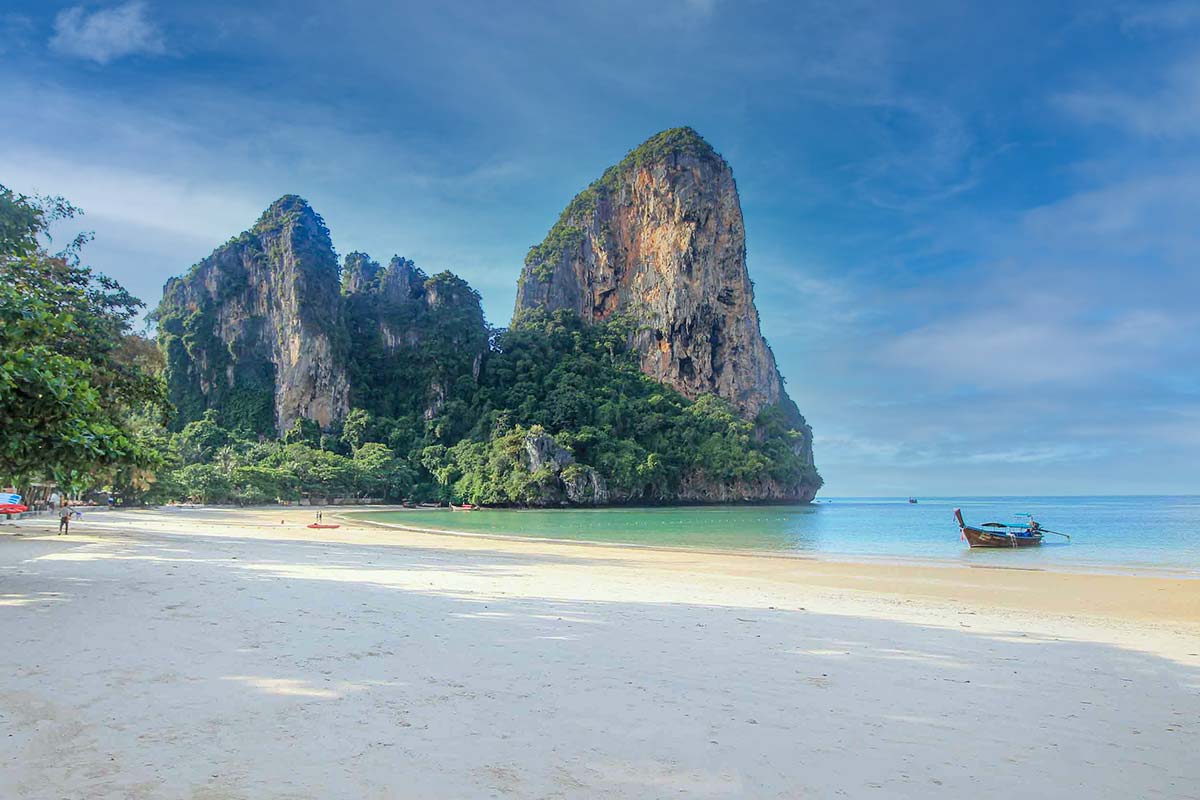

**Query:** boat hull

left=961, top=525, right=1042, bottom=548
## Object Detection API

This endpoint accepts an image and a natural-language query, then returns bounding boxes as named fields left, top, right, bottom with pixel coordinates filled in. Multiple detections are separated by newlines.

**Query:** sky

left=2, top=0, right=1198, bottom=496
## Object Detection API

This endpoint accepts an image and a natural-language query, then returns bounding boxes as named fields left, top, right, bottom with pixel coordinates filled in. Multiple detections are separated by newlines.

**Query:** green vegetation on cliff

left=148, top=309, right=818, bottom=506
left=343, top=256, right=487, bottom=421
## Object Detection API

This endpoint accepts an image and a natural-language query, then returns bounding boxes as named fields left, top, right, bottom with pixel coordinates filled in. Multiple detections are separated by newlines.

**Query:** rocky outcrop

left=515, top=128, right=784, bottom=415
left=522, top=429, right=609, bottom=505
left=156, top=196, right=349, bottom=434
left=675, top=472, right=810, bottom=504
left=342, top=254, right=488, bottom=421
left=156, top=199, right=488, bottom=434
left=514, top=127, right=818, bottom=500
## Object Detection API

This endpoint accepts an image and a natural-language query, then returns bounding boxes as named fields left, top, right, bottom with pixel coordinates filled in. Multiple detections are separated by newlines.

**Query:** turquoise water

left=355, top=497, right=1200, bottom=576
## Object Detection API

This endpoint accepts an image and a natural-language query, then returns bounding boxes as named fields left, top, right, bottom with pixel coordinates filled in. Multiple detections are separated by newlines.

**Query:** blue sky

left=2, top=0, right=1198, bottom=495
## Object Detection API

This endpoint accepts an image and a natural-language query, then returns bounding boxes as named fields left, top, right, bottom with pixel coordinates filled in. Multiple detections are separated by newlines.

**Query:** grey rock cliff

left=156, top=196, right=349, bottom=434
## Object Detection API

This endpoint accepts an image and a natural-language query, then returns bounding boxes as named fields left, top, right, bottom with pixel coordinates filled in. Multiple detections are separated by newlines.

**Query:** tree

left=0, top=184, right=168, bottom=488
left=174, top=463, right=232, bottom=503
left=283, top=417, right=321, bottom=447
left=340, top=408, right=372, bottom=450
left=352, top=443, right=413, bottom=500
left=175, top=410, right=232, bottom=465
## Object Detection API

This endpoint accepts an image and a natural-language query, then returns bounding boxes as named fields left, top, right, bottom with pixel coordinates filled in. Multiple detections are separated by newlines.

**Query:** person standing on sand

left=48, top=491, right=60, bottom=513
left=58, top=502, right=70, bottom=535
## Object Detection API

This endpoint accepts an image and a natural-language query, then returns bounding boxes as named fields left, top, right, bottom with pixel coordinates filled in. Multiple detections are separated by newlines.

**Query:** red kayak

left=307, top=523, right=341, bottom=529
left=0, top=503, right=28, bottom=515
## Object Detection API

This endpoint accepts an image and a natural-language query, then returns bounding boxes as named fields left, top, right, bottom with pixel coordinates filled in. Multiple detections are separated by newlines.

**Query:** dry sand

left=1, top=506, right=1197, bottom=799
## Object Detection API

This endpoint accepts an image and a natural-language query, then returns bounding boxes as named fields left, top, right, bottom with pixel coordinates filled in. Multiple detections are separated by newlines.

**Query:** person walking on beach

left=48, top=490, right=60, bottom=513
left=58, top=502, right=70, bottom=535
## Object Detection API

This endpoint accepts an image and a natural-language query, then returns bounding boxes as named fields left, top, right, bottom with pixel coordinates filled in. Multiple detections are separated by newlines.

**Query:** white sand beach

left=2, top=506, right=1198, bottom=799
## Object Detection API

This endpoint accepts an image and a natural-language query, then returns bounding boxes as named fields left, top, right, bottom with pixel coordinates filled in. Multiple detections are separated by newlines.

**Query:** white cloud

left=49, top=1, right=166, bottom=65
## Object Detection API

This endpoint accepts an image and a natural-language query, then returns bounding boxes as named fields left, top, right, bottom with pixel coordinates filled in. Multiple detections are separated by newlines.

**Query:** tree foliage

left=0, top=184, right=169, bottom=489
left=150, top=309, right=819, bottom=506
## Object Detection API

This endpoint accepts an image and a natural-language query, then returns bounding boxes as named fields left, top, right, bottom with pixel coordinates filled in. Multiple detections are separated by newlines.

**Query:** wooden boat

left=450, top=503, right=477, bottom=511
left=954, top=508, right=1042, bottom=548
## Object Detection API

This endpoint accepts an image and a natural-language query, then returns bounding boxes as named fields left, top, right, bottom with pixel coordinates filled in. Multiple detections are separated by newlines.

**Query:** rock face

left=522, top=429, right=609, bottom=505
left=156, top=198, right=487, bottom=435
left=156, top=196, right=350, bottom=434
left=515, top=128, right=792, bottom=416
left=342, top=253, right=488, bottom=421
left=514, top=127, right=817, bottom=497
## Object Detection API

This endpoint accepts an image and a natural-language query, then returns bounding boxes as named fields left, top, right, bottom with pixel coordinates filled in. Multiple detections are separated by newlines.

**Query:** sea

left=356, top=496, right=1200, bottom=577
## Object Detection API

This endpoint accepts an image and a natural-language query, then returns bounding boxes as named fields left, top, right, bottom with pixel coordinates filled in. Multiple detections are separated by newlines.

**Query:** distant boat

left=908, top=497, right=918, bottom=504
left=954, top=508, right=1070, bottom=548
left=450, top=503, right=477, bottom=511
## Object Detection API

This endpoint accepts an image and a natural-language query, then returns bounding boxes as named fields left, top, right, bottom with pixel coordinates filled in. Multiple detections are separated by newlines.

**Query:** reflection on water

left=355, top=496, right=1200, bottom=575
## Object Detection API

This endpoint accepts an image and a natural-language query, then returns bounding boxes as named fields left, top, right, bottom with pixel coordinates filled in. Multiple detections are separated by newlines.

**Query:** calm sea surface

left=355, top=496, right=1200, bottom=576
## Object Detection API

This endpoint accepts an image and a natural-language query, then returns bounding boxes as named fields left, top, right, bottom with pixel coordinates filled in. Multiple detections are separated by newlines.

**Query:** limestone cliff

left=156, top=196, right=349, bottom=434
left=342, top=253, right=488, bottom=421
left=514, top=127, right=817, bottom=499
left=155, top=134, right=819, bottom=505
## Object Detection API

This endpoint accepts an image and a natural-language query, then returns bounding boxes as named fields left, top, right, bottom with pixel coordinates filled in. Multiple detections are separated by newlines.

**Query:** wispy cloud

left=1118, top=1, right=1200, bottom=33
left=49, top=1, right=166, bottom=65
left=1057, top=55, right=1200, bottom=139
left=682, top=0, right=719, bottom=17
left=883, top=306, right=1184, bottom=389
left=0, top=13, right=35, bottom=55
left=1021, top=167, right=1200, bottom=266
left=963, top=444, right=1107, bottom=465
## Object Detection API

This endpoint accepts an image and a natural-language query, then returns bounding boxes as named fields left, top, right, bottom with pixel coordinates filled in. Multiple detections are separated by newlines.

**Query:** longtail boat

left=954, top=508, right=1047, bottom=548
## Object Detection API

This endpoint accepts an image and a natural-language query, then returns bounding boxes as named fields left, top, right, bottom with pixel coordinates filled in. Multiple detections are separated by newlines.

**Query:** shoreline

left=340, top=508, right=1200, bottom=581
left=13, top=505, right=1198, bottom=630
